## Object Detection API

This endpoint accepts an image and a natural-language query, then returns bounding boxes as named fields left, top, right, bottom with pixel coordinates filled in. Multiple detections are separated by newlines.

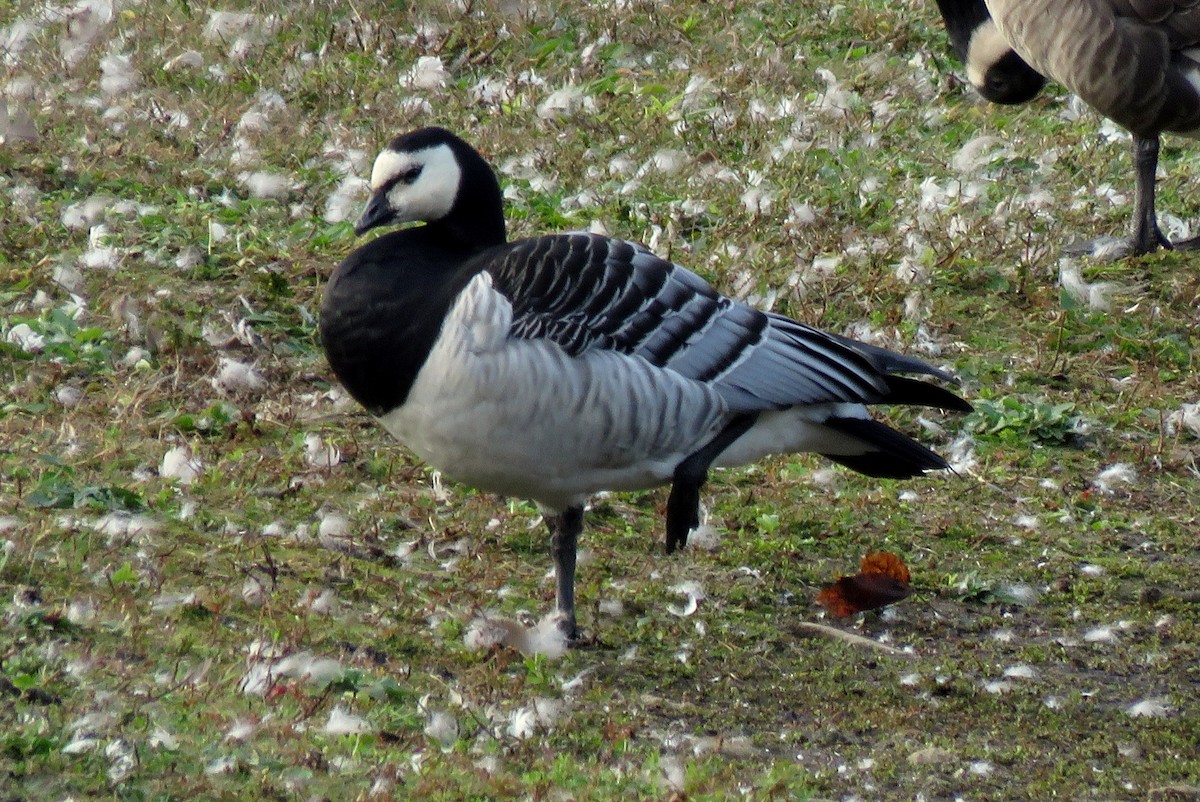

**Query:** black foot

left=555, top=613, right=604, bottom=649
left=1169, top=234, right=1200, bottom=251
left=1062, top=233, right=1166, bottom=260
left=557, top=614, right=582, bottom=645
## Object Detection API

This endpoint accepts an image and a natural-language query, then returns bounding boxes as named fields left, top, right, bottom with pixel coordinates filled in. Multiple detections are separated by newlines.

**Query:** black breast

left=319, top=228, right=480, bottom=415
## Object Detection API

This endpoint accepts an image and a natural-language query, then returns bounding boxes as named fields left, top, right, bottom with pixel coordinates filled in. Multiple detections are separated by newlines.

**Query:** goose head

left=355, top=126, right=507, bottom=246
left=965, top=20, right=1046, bottom=105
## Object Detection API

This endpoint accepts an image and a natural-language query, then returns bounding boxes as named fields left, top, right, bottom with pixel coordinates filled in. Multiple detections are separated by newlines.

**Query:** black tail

left=820, top=417, right=951, bottom=479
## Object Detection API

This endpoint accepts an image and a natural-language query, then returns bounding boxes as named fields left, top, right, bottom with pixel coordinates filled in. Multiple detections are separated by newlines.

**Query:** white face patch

left=369, top=142, right=461, bottom=224
left=369, top=149, right=413, bottom=191
left=966, top=21, right=1015, bottom=90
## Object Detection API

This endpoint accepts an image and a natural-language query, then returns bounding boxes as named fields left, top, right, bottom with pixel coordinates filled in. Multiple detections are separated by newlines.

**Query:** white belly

left=715, top=404, right=874, bottom=467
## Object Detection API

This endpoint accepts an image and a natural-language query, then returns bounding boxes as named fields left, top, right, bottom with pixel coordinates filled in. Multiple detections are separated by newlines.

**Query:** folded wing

left=484, top=233, right=967, bottom=414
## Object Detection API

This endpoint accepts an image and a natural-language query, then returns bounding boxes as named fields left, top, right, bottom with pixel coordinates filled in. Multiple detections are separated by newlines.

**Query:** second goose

left=973, top=0, right=1200, bottom=256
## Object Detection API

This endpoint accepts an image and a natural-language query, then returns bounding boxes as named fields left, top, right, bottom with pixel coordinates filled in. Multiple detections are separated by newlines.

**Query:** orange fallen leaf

left=859, top=550, right=911, bottom=585
left=816, top=551, right=912, bottom=617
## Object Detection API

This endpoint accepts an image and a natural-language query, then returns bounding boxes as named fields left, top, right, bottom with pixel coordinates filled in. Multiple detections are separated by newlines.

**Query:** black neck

left=441, top=136, right=508, bottom=248
left=319, top=227, right=483, bottom=414
left=933, top=0, right=991, bottom=64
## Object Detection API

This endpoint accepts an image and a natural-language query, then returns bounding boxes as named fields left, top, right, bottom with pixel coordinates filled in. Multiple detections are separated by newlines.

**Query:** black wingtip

left=883, top=376, right=973, bottom=414
left=823, top=334, right=961, bottom=385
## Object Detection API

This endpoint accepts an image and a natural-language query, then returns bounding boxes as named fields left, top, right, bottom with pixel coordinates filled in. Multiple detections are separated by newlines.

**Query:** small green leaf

left=110, top=562, right=139, bottom=587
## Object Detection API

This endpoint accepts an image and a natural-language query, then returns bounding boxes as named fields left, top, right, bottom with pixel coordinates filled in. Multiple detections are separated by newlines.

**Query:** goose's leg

left=665, top=414, right=759, bottom=554
left=1063, top=134, right=1172, bottom=257
left=546, top=505, right=584, bottom=641
left=1123, top=133, right=1200, bottom=252
left=1128, top=134, right=1172, bottom=255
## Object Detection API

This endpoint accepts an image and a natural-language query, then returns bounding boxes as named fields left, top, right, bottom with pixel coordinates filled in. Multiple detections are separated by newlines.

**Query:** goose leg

left=1128, top=134, right=1172, bottom=256
left=665, top=414, right=759, bottom=554
left=1124, top=134, right=1200, bottom=252
left=546, top=505, right=584, bottom=640
left=1063, top=134, right=1173, bottom=258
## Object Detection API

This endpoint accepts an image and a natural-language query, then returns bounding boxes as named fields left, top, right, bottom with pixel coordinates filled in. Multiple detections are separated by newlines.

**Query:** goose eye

left=399, top=165, right=423, bottom=184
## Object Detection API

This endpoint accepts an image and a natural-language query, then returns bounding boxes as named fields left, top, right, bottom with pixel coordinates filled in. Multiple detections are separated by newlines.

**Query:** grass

left=2, top=0, right=1199, bottom=798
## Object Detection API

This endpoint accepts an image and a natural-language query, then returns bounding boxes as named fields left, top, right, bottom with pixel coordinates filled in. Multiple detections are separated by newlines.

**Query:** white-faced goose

left=319, top=127, right=971, bottom=639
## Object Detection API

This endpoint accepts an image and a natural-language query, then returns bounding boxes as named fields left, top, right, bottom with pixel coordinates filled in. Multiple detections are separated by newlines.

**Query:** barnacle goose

left=933, top=0, right=1046, bottom=105
left=319, top=127, right=971, bottom=639
left=963, top=0, right=1200, bottom=256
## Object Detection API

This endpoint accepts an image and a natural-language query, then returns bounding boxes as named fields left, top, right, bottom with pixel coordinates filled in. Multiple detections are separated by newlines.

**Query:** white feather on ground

left=537, top=83, right=593, bottom=119
left=204, top=756, right=238, bottom=775
left=2, top=18, right=41, bottom=66
left=213, top=357, right=266, bottom=396
left=0, top=98, right=38, bottom=144
left=316, top=510, right=351, bottom=545
left=80, top=224, right=119, bottom=270
left=656, top=755, right=686, bottom=793
left=298, top=587, right=337, bottom=615
left=423, top=709, right=459, bottom=749
left=151, top=592, right=197, bottom=613
left=667, top=581, right=705, bottom=617
left=945, top=433, right=977, bottom=475
left=1165, top=402, right=1200, bottom=438
left=6, top=323, right=45, bottom=353
left=99, top=53, right=139, bottom=96
left=686, top=507, right=722, bottom=551
left=61, top=195, right=113, bottom=230
left=304, top=433, right=342, bottom=469
left=1083, top=624, right=1120, bottom=643
left=62, top=735, right=101, bottom=754
left=507, top=697, right=564, bottom=739
left=1092, top=463, right=1137, bottom=494
left=1013, top=514, right=1039, bottom=531
left=950, top=135, right=1012, bottom=174
left=160, top=445, right=203, bottom=484
left=1126, top=697, right=1174, bottom=718
left=1058, top=261, right=1133, bottom=311
left=240, top=650, right=344, bottom=695
left=324, top=175, right=370, bottom=223
left=240, top=171, right=293, bottom=201
left=203, top=10, right=279, bottom=60
left=58, top=0, right=114, bottom=70
left=66, top=598, right=97, bottom=625
left=323, top=706, right=372, bottom=735
left=163, top=50, right=203, bottom=71
left=1003, top=665, right=1037, bottom=680
left=405, top=56, right=449, bottom=90
left=463, top=611, right=569, bottom=659
left=147, top=726, right=179, bottom=751
left=241, top=576, right=268, bottom=607
left=223, top=719, right=256, bottom=742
